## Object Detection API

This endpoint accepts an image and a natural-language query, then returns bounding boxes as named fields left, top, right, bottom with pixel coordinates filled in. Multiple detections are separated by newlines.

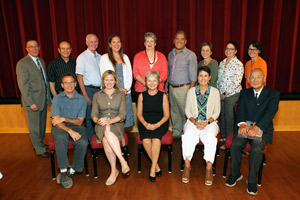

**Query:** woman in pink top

left=133, top=32, right=168, bottom=101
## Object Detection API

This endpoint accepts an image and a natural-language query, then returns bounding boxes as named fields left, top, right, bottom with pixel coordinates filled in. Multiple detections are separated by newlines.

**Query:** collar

left=172, top=47, right=187, bottom=55
left=87, top=49, right=99, bottom=57
left=60, top=90, right=79, bottom=99
left=253, top=86, right=264, bottom=98
left=28, top=54, right=38, bottom=63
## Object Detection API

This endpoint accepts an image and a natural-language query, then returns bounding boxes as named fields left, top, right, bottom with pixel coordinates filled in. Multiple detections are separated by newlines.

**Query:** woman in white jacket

left=99, top=34, right=134, bottom=128
left=181, top=66, right=220, bottom=186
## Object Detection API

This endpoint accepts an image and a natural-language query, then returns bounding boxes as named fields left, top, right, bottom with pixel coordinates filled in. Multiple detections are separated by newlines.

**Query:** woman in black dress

left=137, top=71, right=170, bottom=182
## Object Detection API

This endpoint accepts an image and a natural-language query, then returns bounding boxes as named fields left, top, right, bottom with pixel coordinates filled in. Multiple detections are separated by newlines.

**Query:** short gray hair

left=248, top=68, right=265, bottom=79
left=145, top=71, right=160, bottom=90
left=86, top=33, right=98, bottom=42
left=144, top=32, right=157, bottom=43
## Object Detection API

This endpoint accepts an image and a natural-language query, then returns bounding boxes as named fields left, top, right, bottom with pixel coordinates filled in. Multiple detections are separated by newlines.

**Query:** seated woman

left=91, top=70, right=130, bottom=186
left=245, top=41, right=267, bottom=88
left=182, top=66, right=220, bottom=186
left=137, top=71, right=170, bottom=182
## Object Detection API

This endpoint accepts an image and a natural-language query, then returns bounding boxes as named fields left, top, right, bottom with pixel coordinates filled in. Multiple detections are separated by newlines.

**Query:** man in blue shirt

left=50, top=72, right=88, bottom=188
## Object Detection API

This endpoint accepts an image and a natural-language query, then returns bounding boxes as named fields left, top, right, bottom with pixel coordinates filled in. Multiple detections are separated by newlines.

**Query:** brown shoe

left=182, top=166, right=191, bottom=183
left=37, top=152, right=51, bottom=158
left=205, top=168, right=213, bottom=186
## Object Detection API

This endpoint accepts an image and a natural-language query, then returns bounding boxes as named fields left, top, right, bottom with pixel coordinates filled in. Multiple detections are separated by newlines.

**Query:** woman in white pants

left=182, top=66, right=220, bottom=186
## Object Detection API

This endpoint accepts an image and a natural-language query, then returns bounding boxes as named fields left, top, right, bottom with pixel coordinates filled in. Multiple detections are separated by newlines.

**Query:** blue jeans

left=85, top=86, right=100, bottom=140
left=51, top=125, right=88, bottom=172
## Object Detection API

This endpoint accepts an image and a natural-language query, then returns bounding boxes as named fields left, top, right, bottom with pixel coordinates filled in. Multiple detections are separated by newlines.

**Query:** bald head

left=58, top=41, right=72, bottom=61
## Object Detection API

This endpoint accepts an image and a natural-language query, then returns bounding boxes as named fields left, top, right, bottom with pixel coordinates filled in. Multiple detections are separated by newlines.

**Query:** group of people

left=15, top=30, right=279, bottom=196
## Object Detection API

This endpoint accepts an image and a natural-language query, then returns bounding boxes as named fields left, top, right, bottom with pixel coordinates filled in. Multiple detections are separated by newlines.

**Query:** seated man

left=50, top=72, right=88, bottom=188
left=225, top=68, right=280, bottom=195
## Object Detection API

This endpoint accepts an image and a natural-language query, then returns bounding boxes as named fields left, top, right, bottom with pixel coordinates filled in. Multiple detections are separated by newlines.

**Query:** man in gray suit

left=16, top=39, right=51, bottom=158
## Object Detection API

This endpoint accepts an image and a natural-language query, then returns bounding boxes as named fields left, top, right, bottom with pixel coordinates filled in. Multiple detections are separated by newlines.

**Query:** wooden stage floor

left=0, top=131, right=299, bottom=200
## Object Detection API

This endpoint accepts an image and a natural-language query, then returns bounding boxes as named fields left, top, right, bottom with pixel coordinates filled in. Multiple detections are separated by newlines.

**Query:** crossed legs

left=102, top=125, right=129, bottom=184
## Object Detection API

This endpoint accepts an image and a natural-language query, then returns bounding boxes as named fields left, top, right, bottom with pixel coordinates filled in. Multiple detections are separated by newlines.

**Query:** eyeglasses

left=248, top=48, right=258, bottom=51
left=225, top=48, right=235, bottom=51
left=27, top=46, right=39, bottom=49
left=63, top=81, right=75, bottom=85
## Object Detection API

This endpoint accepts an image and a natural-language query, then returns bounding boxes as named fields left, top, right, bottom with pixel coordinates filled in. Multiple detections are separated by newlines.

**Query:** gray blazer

left=16, top=55, right=50, bottom=111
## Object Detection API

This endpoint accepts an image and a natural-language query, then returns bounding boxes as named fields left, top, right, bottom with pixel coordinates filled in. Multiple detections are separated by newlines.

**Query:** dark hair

left=200, top=42, right=213, bottom=51
left=61, top=72, right=76, bottom=83
left=247, top=41, right=264, bottom=56
left=26, top=39, right=39, bottom=47
left=197, top=66, right=211, bottom=76
left=226, top=41, right=238, bottom=50
left=107, top=34, right=125, bottom=70
left=175, top=30, right=187, bottom=40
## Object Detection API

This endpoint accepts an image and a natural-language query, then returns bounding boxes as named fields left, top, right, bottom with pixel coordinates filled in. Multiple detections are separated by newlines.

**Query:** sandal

left=182, top=166, right=191, bottom=183
left=205, top=168, right=213, bottom=186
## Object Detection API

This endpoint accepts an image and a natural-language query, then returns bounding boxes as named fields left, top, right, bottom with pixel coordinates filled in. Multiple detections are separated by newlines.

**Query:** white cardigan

left=99, top=53, right=133, bottom=93
left=185, top=86, right=221, bottom=122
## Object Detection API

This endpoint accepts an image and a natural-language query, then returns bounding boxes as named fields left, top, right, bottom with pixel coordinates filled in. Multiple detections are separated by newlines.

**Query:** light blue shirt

left=76, top=49, right=101, bottom=87
left=50, top=91, right=87, bottom=125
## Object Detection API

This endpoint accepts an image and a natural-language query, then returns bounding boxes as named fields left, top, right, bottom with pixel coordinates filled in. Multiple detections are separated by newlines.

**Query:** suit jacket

left=16, top=55, right=50, bottom=111
left=235, top=87, right=280, bottom=144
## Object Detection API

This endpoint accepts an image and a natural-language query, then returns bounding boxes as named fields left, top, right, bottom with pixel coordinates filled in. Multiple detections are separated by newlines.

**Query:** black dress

left=138, top=91, right=169, bottom=140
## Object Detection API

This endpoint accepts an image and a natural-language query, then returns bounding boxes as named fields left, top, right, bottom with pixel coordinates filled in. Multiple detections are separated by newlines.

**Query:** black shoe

left=37, top=152, right=51, bottom=158
left=247, top=183, right=258, bottom=195
left=156, top=170, right=162, bottom=177
left=149, top=175, right=156, bottom=182
left=225, top=174, right=243, bottom=187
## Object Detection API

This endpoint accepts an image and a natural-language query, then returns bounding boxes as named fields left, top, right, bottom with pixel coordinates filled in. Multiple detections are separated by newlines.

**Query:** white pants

left=182, top=119, right=218, bottom=163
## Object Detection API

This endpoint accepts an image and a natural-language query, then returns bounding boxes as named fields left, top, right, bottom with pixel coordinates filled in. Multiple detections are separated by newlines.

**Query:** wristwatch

left=207, top=120, right=211, bottom=124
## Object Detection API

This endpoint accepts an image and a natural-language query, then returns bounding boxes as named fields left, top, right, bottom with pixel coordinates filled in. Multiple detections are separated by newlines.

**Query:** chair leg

left=180, top=152, right=184, bottom=171
left=51, top=151, right=56, bottom=180
left=213, top=149, right=217, bottom=176
left=167, top=145, right=172, bottom=173
left=257, top=154, right=265, bottom=186
left=216, top=146, right=220, bottom=156
left=223, top=148, right=230, bottom=178
left=84, top=154, right=89, bottom=176
left=123, top=146, right=129, bottom=163
left=263, top=153, right=266, bottom=165
left=137, top=144, right=142, bottom=173
left=93, top=149, right=98, bottom=178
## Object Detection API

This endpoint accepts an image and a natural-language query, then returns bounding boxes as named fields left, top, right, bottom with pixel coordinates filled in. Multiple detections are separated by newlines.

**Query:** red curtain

left=1, top=0, right=299, bottom=98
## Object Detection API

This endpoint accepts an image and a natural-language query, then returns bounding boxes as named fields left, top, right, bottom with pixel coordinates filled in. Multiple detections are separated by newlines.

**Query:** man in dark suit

left=225, top=68, right=280, bottom=195
left=16, top=39, right=51, bottom=158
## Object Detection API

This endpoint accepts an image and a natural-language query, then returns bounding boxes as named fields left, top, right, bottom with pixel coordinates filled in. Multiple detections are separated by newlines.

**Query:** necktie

left=36, top=58, right=47, bottom=89
left=255, top=92, right=258, bottom=100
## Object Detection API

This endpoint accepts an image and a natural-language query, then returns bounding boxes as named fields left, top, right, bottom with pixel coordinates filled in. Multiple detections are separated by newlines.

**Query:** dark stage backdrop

left=1, top=0, right=300, bottom=98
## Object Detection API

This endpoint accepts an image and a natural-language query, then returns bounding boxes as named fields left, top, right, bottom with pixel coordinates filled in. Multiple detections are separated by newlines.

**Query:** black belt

left=85, top=85, right=100, bottom=89
left=170, top=83, right=190, bottom=88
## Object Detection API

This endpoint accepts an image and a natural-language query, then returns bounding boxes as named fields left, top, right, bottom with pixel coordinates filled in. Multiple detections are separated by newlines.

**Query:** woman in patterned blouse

left=217, top=41, right=244, bottom=148
left=182, top=66, right=221, bottom=186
